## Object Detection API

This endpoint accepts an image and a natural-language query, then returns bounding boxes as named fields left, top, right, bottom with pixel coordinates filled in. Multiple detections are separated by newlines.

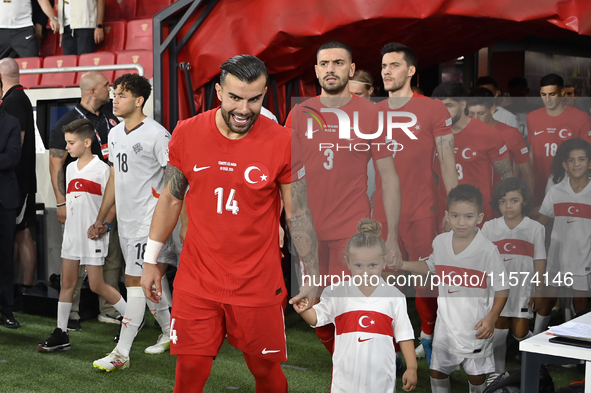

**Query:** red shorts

left=170, top=289, right=287, bottom=362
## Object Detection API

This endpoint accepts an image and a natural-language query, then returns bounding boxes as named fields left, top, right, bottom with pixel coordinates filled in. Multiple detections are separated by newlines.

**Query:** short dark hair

left=381, top=42, right=417, bottom=68
left=63, top=119, right=95, bottom=142
left=551, top=138, right=591, bottom=184
left=432, top=81, right=467, bottom=102
left=490, top=178, right=533, bottom=217
left=219, top=54, right=268, bottom=86
left=467, top=87, right=495, bottom=109
left=508, top=76, right=528, bottom=90
left=540, top=73, right=564, bottom=90
left=447, top=184, right=483, bottom=213
left=113, top=73, right=152, bottom=108
left=316, top=41, right=353, bottom=61
left=476, top=76, right=499, bottom=90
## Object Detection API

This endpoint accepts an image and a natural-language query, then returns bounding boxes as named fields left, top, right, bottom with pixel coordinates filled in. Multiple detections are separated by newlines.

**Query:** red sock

left=415, top=288, right=438, bottom=335
left=315, top=324, right=335, bottom=354
left=244, top=353, right=288, bottom=393
left=174, top=354, right=213, bottom=393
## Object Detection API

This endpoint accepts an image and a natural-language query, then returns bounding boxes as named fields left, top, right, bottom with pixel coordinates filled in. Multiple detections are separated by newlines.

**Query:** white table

left=520, top=313, right=591, bottom=393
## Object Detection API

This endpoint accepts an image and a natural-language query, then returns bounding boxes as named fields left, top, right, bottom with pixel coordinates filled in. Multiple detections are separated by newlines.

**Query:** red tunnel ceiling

left=173, top=0, right=591, bottom=120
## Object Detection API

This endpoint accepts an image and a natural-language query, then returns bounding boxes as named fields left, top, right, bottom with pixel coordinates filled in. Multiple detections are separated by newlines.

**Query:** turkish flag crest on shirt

left=243, top=163, right=270, bottom=190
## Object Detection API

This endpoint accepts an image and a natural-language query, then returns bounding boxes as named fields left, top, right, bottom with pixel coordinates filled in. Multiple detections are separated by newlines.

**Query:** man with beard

left=140, top=55, right=319, bottom=392
left=285, top=41, right=401, bottom=354
left=372, top=43, right=458, bottom=365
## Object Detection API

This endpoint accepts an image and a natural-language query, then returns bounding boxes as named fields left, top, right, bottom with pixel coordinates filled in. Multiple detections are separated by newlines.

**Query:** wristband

left=144, top=238, right=164, bottom=265
left=51, top=16, right=58, bottom=21
left=56, top=202, right=66, bottom=207
left=103, top=221, right=112, bottom=232
left=96, top=24, right=103, bottom=28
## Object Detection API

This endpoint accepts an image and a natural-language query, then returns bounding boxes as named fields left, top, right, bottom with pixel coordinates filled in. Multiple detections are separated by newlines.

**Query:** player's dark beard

left=320, top=74, right=347, bottom=94
left=221, top=107, right=259, bottom=134
left=451, top=111, right=462, bottom=125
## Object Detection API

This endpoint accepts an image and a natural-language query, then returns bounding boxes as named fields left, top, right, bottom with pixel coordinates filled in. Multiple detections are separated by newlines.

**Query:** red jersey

left=168, top=108, right=293, bottom=307
left=285, top=96, right=391, bottom=240
left=436, top=118, right=509, bottom=221
left=527, top=105, right=591, bottom=206
left=372, top=93, right=452, bottom=224
left=493, top=121, right=529, bottom=188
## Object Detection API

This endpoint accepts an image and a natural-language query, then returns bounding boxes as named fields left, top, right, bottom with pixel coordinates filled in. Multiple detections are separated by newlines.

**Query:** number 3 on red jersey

left=214, top=187, right=239, bottom=215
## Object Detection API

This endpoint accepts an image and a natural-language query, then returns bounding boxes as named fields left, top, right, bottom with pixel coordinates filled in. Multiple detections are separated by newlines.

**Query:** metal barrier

left=19, top=63, right=145, bottom=76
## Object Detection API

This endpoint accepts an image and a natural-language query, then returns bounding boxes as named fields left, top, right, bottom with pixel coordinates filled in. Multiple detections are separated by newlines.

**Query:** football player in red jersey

left=372, top=43, right=458, bottom=365
left=141, top=55, right=319, bottom=393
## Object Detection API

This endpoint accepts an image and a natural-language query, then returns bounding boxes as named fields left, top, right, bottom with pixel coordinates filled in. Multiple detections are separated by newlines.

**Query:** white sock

left=112, top=297, right=127, bottom=316
left=57, top=302, right=72, bottom=332
left=513, top=331, right=533, bottom=342
left=430, top=377, right=451, bottom=393
left=533, top=314, right=551, bottom=334
left=493, top=328, right=509, bottom=374
left=116, top=287, right=146, bottom=358
left=146, top=296, right=171, bottom=335
left=160, top=275, right=172, bottom=307
left=469, top=381, right=486, bottom=393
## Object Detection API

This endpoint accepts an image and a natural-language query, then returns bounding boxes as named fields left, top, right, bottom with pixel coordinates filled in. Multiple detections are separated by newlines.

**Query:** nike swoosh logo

left=261, top=348, right=280, bottom=354
left=534, top=131, right=544, bottom=135
left=503, top=258, right=513, bottom=262
left=193, top=165, right=210, bottom=172
left=567, top=220, right=576, bottom=224
left=74, top=195, right=81, bottom=198
left=448, top=289, right=461, bottom=294
left=25, top=35, right=33, bottom=40
left=358, top=337, right=373, bottom=342
left=418, top=256, right=429, bottom=261
left=304, top=129, right=319, bottom=137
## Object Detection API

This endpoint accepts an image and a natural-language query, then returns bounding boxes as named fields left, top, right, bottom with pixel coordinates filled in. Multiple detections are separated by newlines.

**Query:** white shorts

left=119, top=235, right=178, bottom=277
left=500, top=278, right=533, bottom=319
left=430, top=346, right=495, bottom=376
left=61, top=254, right=105, bottom=266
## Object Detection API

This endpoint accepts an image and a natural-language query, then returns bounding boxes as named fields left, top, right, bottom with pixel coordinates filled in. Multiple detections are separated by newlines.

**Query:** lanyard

left=74, top=107, right=113, bottom=145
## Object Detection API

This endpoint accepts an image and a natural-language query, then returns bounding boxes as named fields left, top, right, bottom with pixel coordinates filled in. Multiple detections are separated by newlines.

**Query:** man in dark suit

left=0, top=79, right=23, bottom=328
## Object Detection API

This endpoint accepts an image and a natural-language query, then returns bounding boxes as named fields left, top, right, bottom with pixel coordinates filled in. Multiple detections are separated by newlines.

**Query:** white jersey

left=108, top=117, right=171, bottom=239
left=426, top=230, right=509, bottom=358
left=493, top=106, right=519, bottom=129
left=313, top=279, right=414, bottom=393
left=481, top=217, right=546, bottom=318
left=540, top=179, right=591, bottom=276
left=62, top=156, right=110, bottom=258
left=0, top=1, right=33, bottom=28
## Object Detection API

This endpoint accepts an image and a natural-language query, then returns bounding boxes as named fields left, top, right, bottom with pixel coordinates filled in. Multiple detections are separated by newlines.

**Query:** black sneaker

left=114, top=316, right=145, bottom=343
left=67, top=319, right=81, bottom=332
left=37, top=328, right=70, bottom=352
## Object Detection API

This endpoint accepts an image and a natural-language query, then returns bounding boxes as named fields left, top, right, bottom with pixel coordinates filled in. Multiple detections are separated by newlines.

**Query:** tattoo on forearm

left=493, top=158, right=513, bottom=179
left=165, top=164, right=189, bottom=200
left=288, top=180, right=319, bottom=276
left=57, top=168, right=66, bottom=197
left=435, top=134, right=455, bottom=162
left=50, top=148, right=67, bottom=158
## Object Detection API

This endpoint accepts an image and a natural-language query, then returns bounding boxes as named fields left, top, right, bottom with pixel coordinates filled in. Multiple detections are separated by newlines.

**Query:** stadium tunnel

left=152, top=0, right=591, bottom=131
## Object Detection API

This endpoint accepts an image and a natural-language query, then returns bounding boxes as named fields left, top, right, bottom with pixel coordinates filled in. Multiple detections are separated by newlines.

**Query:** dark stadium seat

left=136, top=0, right=172, bottom=18
left=114, top=50, right=153, bottom=79
left=39, top=55, right=78, bottom=88
left=15, top=57, right=42, bottom=88
left=125, top=19, right=152, bottom=50
left=76, top=52, right=117, bottom=84
left=96, top=21, right=127, bottom=53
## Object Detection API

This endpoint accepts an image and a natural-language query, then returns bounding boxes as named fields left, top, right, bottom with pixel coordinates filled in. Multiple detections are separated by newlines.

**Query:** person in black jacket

left=0, top=79, right=23, bottom=329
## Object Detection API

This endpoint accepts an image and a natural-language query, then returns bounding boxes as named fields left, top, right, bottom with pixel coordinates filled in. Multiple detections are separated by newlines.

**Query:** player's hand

left=141, top=263, right=163, bottom=303
left=474, top=316, right=495, bottom=339
left=57, top=205, right=67, bottom=224
left=279, top=224, right=285, bottom=249
left=87, top=221, right=104, bottom=239
left=289, top=282, right=320, bottom=311
left=385, top=237, right=402, bottom=270
left=292, top=298, right=310, bottom=314
left=94, top=27, right=104, bottom=44
left=402, top=368, right=417, bottom=391
left=49, top=19, right=59, bottom=33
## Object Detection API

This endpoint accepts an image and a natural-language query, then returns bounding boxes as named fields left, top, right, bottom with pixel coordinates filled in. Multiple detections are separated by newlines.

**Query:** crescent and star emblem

left=244, top=166, right=267, bottom=184
left=358, top=316, right=372, bottom=328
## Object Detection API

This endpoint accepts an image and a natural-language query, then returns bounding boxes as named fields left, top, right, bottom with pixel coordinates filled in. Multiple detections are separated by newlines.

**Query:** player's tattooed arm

left=49, top=148, right=68, bottom=198
left=282, top=179, right=319, bottom=277
left=165, top=164, right=189, bottom=200
left=492, top=157, right=514, bottom=180
left=435, top=134, right=459, bottom=193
